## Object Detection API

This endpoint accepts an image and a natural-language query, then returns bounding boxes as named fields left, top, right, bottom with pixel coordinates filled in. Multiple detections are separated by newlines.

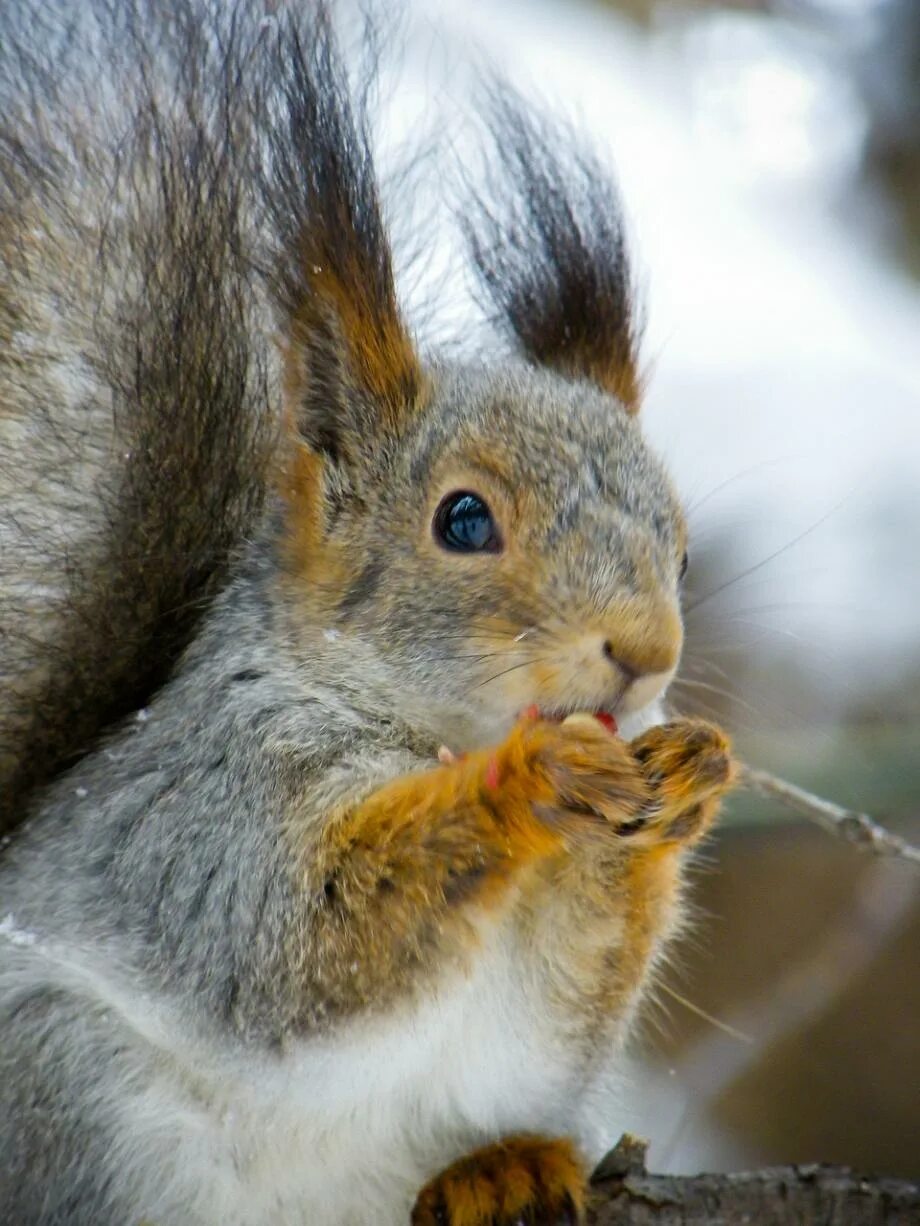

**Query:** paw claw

left=615, top=814, right=648, bottom=837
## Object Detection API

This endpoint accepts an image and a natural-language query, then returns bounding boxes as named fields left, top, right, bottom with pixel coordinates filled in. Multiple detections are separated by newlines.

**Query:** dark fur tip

left=461, top=83, right=644, bottom=413
left=259, top=6, right=422, bottom=445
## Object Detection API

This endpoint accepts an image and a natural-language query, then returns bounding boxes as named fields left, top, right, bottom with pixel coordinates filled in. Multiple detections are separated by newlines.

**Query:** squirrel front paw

left=485, top=717, right=650, bottom=841
left=625, top=718, right=736, bottom=847
left=457, top=715, right=733, bottom=857
left=320, top=720, right=651, bottom=939
left=412, top=1135, right=586, bottom=1226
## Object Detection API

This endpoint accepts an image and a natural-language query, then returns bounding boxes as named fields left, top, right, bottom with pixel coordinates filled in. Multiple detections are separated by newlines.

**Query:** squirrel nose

left=602, top=640, right=642, bottom=683
left=601, top=636, right=677, bottom=683
left=597, top=600, right=683, bottom=684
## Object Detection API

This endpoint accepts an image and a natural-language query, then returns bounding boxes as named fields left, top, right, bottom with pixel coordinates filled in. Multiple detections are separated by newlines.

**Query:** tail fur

left=0, top=0, right=282, bottom=833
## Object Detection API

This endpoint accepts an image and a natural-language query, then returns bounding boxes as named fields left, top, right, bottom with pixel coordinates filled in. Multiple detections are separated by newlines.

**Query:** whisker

left=683, top=458, right=790, bottom=520
left=431, top=637, right=515, bottom=647
left=424, top=650, right=525, bottom=664
left=673, top=677, right=741, bottom=701
left=684, top=498, right=849, bottom=616
left=719, top=600, right=868, bottom=620
left=671, top=677, right=765, bottom=723
left=667, top=694, right=727, bottom=726
left=679, top=657, right=738, bottom=685
left=703, top=615, right=814, bottom=647
left=657, top=982, right=752, bottom=1044
left=689, top=570, right=830, bottom=604
left=682, top=640, right=762, bottom=658
left=473, top=657, right=547, bottom=691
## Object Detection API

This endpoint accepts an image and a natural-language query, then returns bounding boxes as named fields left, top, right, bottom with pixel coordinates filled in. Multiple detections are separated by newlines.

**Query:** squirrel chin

left=614, top=697, right=670, bottom=742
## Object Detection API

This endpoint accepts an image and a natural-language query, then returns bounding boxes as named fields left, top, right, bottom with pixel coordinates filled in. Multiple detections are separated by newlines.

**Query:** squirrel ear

left=463, top=88, right=643, bottom=414
left=265, top=13, right=423, bottom=467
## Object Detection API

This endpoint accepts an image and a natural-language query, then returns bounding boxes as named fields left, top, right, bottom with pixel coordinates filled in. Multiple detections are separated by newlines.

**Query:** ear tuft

left=262, top=9, right=422, bottom=461
left=462, top=86, right=644, bottom=414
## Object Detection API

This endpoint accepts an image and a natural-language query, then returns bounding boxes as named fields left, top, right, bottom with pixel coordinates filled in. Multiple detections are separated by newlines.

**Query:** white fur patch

left=3, top=918, right=630, bottom=1224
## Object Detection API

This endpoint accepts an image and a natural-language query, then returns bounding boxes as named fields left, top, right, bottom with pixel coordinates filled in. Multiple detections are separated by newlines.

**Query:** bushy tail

left=0, top=0, right=281, bottom=833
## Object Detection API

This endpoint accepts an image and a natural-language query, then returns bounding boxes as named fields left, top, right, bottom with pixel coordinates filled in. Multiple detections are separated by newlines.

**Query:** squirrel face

left=279, top=360, right=686, bottom=750
left=268, top=32, right=684, bottom=750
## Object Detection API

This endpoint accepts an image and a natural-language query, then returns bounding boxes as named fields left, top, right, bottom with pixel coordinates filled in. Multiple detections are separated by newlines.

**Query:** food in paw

left=436, top=709, right=619, bottom=770
left=561, top=710, right=618, bottom=734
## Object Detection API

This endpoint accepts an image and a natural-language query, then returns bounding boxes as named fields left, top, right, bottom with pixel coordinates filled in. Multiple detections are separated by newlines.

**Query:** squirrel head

left=278, top=359, right=685, bottom=750
left=266, top=21, right=686, bottom=749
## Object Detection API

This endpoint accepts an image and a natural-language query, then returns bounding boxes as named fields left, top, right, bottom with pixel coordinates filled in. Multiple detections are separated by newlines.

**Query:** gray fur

left=1, top=359, right=683, bottom=1219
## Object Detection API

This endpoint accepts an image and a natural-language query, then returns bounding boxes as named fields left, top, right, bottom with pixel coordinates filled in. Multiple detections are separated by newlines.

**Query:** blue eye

left=434, top=491, right=500, bottom=553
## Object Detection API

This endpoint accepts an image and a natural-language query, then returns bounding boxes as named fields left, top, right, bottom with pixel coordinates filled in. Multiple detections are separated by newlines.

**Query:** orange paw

left=412, top=1135, right=586, bottom=1226
left=626, top=718, right=735, bottom=846
left=490, top=718, right=650, bottom=839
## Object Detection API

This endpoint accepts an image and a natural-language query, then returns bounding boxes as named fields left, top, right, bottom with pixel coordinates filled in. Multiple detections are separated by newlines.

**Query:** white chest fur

left=15, top=922, right=629, bottom=1225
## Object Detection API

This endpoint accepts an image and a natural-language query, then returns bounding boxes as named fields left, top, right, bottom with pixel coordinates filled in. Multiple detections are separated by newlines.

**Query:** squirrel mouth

left=438, top=707, right=620, bottom=766
left=522, top=705, right=619, bottom=734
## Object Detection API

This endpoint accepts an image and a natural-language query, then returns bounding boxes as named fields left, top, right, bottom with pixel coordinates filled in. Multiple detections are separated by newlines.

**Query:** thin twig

left=737, top=763, right=920, bottom=867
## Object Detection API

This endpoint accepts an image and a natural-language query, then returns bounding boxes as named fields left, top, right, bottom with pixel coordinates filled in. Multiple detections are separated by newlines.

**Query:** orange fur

left=577, top=350, right=643, bottom=417
left=287, top=720, right=657, bottom=1017
left=606, top=722, right=736, bottom=1010
left=412, top=1135, right=586, bottom=1226
left=278, top=404, right=327, bottom=575
left=631, top=719, right=734, bottom=845
left=514, top=719, right=736, bottom=1032
left=599, top=596, right=683, bottom=677
left=316, top=718, right=655, bottom=914
left=290, top=258, right=423, bottom=427
left=278, top=262, right=427, bottom=593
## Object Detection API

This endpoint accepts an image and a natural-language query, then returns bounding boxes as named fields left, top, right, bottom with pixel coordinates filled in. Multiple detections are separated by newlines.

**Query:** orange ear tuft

left=558, top=337, right=644, bottom=416
left=263, top=9, right=424, bottom=461
left=288, top=254, right=422, bottom=437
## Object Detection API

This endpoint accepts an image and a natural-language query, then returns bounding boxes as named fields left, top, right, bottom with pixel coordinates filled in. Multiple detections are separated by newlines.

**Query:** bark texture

left=586, top=1135, right=920, bottom=1225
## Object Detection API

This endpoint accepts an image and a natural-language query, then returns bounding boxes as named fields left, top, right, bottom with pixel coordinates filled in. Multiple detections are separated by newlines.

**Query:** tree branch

left=737, top=763, right=920, bottom=867
left=587, top=1135, right=920, bottom=1225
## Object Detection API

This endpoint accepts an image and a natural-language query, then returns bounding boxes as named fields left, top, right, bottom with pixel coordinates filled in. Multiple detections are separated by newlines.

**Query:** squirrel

left=0, top=3, right=736, bottom=1224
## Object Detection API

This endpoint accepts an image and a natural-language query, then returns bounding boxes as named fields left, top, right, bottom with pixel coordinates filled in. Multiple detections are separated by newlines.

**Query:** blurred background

left=374, top=0, right=920, bottom=1181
